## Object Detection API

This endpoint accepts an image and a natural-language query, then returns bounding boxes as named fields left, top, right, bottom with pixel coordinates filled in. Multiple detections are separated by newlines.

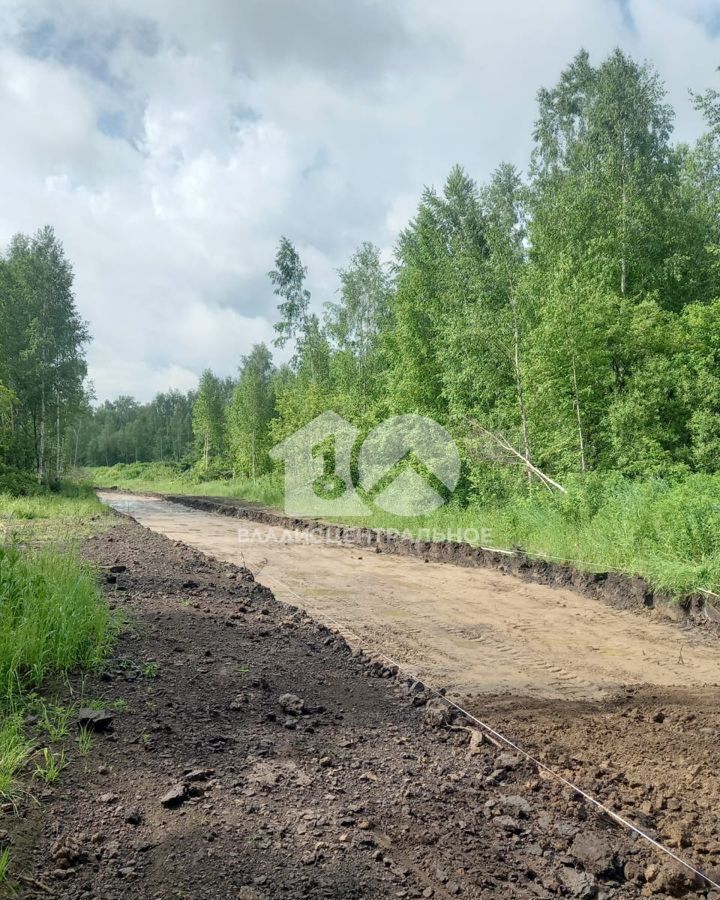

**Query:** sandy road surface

left=100, top=491, right=720, bottom=701
left=101, top=492, right=720, bottom=700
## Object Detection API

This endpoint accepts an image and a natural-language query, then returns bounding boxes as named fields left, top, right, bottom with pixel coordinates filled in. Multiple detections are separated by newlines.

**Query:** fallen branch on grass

left=464, top=419, right=567, bottom=493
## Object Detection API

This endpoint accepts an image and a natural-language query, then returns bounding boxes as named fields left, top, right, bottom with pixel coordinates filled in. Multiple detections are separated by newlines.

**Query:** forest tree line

left=0, top=226, right=89, bottom=491
left=21, top=50, right=720, bottom=499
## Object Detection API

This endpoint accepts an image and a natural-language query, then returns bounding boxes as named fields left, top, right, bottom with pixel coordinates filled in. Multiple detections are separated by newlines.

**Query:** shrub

left=0, top=464, right=37, bottom=498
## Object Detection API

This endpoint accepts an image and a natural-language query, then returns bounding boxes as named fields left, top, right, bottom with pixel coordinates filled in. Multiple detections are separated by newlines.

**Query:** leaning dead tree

left=464, top=419, right=566, bottom=493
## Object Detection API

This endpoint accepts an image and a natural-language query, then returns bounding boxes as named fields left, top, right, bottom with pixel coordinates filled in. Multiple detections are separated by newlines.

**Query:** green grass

left=0, top=506, right=117, bottom=803
left=0, top=847, right=10, bottom=884
left=32, top=747, right=67, bottom=784
left=90, top=462, right=283, bottom=507
left=77, top=725, right=93, bottom=756
left=0, top=545, right=114, bottom=702
left=0, top=481, right=109, bottom=520
left=0, top=480, right=111, bottom=550
left=0, top=492, right=106, bottom=522
left=36, top=701, right=77, bottom=741
left=0, top=715, right=31, bottom=804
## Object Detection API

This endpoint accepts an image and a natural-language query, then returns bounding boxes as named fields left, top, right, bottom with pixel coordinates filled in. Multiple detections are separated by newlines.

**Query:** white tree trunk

left=37, top=382, right=46, bottom=485
left=571, top=354, right=586, bottom=472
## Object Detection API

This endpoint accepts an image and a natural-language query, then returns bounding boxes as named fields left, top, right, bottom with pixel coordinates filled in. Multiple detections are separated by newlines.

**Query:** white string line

left=257, top=567, right=720, bottom=892
left=109, top=497, right=718, bottom=884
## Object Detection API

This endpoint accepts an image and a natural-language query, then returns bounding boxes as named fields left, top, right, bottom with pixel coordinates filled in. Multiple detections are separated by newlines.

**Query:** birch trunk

left=571, top=354, right=586, bottom=472
left=37, top=381, right=46, bottom=485
left=56, top=400, right=61, bottom=480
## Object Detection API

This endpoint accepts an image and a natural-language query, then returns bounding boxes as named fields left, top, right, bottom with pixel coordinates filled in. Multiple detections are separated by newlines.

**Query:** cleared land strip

left=99, top=491, right=720, bottom=701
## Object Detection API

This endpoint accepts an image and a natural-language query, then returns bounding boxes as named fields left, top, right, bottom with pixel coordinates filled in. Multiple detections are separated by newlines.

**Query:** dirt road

left=92, top=491, right=720, bottom=892
left=9, top=494, right=719, bottom=897
left=99, top=492, right=720, bottom=702
left=13, top=519, right=707, bottom=899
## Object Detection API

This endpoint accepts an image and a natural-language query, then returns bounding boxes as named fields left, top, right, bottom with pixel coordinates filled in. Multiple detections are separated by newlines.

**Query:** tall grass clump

left=0, top=540, right=114, bottom=803
left=0, top=714, right=31, bottom=803
left=0, top=545, right=113, bottom=702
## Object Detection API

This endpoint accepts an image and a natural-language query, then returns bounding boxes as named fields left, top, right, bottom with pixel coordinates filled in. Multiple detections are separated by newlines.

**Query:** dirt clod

left=77, top=708, right=115, bottom=732
left=278, top=692, right=305, bottom=715
left=569, top=832, right=616, bottom=876
left=159, top=783, right=188, bottom=808
left=560, top=867, right=597, bottom=898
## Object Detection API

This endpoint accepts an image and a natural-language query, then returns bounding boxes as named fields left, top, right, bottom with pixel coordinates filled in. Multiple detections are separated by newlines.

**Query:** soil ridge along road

left=156, top=491, right=718, bottom=626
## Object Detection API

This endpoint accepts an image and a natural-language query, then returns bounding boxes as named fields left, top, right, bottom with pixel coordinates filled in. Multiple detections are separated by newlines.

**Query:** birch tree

left=1, top=227, right=88, bottom=482
left=228, top=344, right=275, bottom=478
left=192, top=369, right=227, bottom=470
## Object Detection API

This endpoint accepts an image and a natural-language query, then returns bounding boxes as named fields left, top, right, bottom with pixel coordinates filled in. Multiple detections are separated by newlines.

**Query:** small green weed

left=32, top=748, right=67, bottom=784
left=0, top=717, right=31, bottom=803
left=77, top=726, right=93, bottom=756
left=37, top=702, right=76, bottom=741
left=0, top=847, right=10, bottom=883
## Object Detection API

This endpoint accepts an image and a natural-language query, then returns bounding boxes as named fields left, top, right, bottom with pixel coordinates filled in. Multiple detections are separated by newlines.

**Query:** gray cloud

left=0, top=0, right=718, bottom=401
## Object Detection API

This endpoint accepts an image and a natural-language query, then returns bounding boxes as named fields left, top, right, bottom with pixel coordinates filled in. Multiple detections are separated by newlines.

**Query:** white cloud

left=0, top=0, right=718, bottom=401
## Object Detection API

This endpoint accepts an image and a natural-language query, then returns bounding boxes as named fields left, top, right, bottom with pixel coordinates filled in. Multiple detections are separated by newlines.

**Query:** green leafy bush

left=0, top=464, right=37, bottom=498
left=91, top=461, right=184, bottom=486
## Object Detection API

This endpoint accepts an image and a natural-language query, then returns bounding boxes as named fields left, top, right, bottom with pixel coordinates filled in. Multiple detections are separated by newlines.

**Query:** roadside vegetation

left=76, top=52, right=720, bottom=601
left=1, top=480, right=110, bottom=522
left=0, top=541, right=113, bottom=703
left=0, top=487, right=116, bottom=887
left=92, top=461, right=283, bottom=506
left=0, top=225, right=117, bottom=884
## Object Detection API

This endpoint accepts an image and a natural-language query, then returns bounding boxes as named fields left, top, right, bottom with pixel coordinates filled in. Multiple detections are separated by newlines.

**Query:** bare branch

left=464, top=419, right=567, bottom=493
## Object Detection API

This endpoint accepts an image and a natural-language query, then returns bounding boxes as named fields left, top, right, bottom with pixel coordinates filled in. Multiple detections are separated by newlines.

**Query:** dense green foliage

left=82, top=51, right=720, bottom=490
left=0, top=227, right=89, bottom=490
left=79, top=392, right=195, bottom=468
left=82, top=50, right=720, bottom=594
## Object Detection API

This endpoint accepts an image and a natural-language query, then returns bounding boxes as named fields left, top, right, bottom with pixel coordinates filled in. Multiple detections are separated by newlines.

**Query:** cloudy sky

left=0, top=0, right=718, bottom=402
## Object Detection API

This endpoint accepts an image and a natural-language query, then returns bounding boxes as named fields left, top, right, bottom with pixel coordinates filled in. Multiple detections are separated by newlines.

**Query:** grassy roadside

left=89, top=463, right=720, bottom=598
left=92, top=462, right=283, bottom=507
left=1, top=480, right=113, bottom=546
left=332, top=474, right=720, bottom=598
left=0, top=483, right=117, bottom=883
